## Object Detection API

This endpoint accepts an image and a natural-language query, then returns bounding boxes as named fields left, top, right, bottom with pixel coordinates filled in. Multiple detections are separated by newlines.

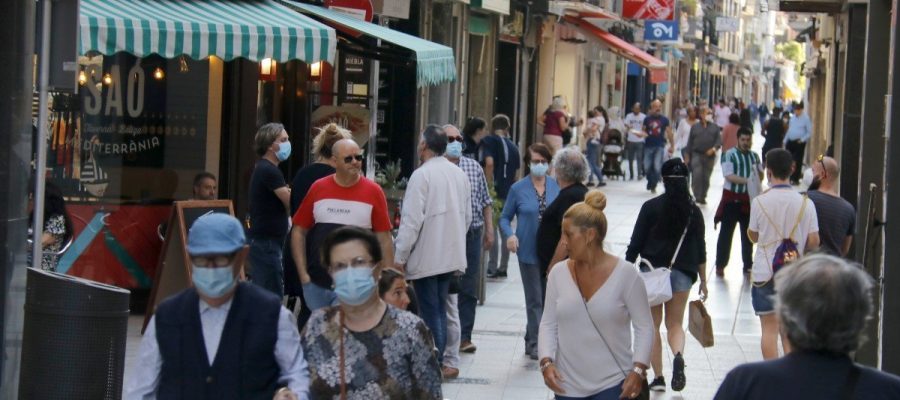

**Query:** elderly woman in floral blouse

left=301, top=226, right=442, bottom=399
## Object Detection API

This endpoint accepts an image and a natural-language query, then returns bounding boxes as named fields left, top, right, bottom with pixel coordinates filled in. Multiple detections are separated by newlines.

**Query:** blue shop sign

left=644, top=20, right=679, bottom=42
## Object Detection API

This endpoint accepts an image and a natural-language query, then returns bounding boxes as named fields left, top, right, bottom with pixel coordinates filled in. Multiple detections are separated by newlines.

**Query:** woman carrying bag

left=625, top=159, right=708, bottom=393
left=539, top=190, right=654, bottom=400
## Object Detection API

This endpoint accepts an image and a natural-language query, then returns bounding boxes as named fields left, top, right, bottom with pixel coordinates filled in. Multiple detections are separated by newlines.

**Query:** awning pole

left=366, top=38, right=381, bottom=180
left=32, top=0, right=52, bottom=269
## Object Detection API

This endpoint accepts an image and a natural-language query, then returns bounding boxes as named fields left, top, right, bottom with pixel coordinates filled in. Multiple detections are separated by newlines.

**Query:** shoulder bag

left=638, top=211, right=692, bottom=306
left=569, top=261, right=650, bottom=400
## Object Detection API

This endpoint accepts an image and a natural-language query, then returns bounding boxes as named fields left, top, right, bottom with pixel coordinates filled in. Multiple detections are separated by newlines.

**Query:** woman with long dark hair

left=28, top=182, right=73, bottom=271
left=760, top=108, right=786, bottom=162
left=625, top=159, right=708, bottom=393
left=461, top=117, right=488, bottom=160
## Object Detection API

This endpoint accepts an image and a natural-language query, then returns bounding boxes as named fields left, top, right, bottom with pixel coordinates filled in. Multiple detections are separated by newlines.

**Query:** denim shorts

left=670, top=269, right=694, bottom=293
left=751, top=280, right=776, bottom=315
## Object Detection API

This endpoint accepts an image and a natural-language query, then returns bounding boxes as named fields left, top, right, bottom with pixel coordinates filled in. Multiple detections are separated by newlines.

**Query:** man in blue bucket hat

left=125, top=213, right=309, bottom=400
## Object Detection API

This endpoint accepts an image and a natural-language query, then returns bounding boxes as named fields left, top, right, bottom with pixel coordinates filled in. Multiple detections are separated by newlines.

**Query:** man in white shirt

left=748, top=148, right=819, bottom=360
left=714, top=98, right=731, bottom=128
left=394, top=125, right=472, bottom=365
left=623, top=102, right=647, bottom=180
left=126, top=213, right=309, bottom=400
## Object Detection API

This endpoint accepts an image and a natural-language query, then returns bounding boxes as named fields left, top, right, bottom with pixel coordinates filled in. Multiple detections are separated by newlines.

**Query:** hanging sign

left=644, top=20, right=679, bottom=42
left=623, top=0, right=676, bottom=21
left=716, top=17, right=740, bottom=32
left=325, top=0, right=374, bottom=22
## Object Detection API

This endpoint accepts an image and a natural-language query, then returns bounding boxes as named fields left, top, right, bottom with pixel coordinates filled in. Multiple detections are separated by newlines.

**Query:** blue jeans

left=643, top=145, right=665, bottom=190
left=555, top=381, right=624, bottom=400
left=519, top=262, right=543, bottom=350
left=302, top=282, right=337, bottom=311
left=248, top=235, right=285, bottom=297
left=586, top=139, right=605, bottom=184
left=460, top=226, right=483, bottom=343
left=413, top=272, right=452, bottom=362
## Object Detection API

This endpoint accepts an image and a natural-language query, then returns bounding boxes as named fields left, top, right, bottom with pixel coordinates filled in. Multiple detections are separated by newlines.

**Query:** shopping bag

left=689, top=300, right=714, bottom=347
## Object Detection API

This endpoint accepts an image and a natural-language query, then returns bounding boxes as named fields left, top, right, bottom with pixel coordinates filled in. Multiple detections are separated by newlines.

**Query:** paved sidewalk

left=122, top=127, right=772, bottom=399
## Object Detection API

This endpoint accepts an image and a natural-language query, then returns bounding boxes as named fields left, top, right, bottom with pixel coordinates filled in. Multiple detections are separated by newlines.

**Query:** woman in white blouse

left=539, top=190, right=654, bottom=400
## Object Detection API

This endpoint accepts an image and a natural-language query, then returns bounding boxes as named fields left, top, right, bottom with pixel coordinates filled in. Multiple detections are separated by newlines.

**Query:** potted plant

left=375, top=159, right=408, bottom=207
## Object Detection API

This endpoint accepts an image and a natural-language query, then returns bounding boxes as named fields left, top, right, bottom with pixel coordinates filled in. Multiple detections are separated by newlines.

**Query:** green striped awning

left=79, top=0, right=336, bottom=64
left=282, top=1, right=456, bottom=87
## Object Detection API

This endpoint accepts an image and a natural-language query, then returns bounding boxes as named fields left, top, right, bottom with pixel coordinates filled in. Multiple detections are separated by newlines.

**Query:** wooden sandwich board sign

left=142, top=200, right=234, bottom=333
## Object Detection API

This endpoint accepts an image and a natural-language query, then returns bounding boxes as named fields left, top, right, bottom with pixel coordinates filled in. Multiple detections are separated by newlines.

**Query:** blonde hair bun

left=584, top=190, right=607, bottom=211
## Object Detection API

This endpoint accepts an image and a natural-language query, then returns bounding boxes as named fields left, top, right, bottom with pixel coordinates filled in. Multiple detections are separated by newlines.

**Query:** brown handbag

left=688, top=300, right=715, bottom=347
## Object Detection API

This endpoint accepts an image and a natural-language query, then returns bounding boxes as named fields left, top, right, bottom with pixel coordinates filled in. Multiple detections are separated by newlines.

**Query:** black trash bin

left=19, top=268, right=130, bottom=400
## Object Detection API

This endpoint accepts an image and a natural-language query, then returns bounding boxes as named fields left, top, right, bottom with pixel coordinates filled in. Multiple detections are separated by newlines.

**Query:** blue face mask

left=191, top=265, right=236, bottom=298
left=333, top=266, right=376, bottom=306
left=530, top=162, right=549, bottom=177
left=446, top=141, right=463, bottom=158
left=275, top=141, right=292, bottom=162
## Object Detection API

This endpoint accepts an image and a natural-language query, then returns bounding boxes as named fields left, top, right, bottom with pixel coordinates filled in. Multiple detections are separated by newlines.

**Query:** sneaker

left=497, top=271, right=507, bottom=278
left=672, top=353, right=686, bottom=391
left=441, top=366, right=459, bottom=380
left=526, top=345, right=538, bottom=360
left=649, top=376, right=666, bottom=392
left=597, top=181, right=607, bottom=187
left=459, top=341, right=477, bottom=353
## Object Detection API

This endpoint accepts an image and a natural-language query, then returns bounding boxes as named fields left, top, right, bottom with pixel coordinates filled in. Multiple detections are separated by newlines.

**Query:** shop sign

left=79, top=55, right=207, bottom=172
left=372, top=0, right=410, bottom=19
left=311, top=105, right=372, bottom=146
left=325, top=0, right=374, bottom=22
left=622, top=0, right=676, bottom=21
left=715, top=17, right=739, bottom=32
left=644, top=20, right=679, bottom=42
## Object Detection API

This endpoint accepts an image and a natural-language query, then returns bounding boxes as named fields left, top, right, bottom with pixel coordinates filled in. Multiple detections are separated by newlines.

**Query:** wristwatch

left=632, top=366, right=646, bottom=376
left=540, top=359, right=554, bottom=372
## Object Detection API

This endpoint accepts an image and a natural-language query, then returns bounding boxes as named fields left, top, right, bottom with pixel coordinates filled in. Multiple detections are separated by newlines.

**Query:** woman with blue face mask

left=498, top=143, right=561, bottom=360
left=300, top=226, right=443, bottom=399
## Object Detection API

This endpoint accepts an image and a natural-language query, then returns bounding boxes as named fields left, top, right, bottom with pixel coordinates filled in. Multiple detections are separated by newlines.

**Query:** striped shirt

left=721, top=148, right=761, bottom=193
left=456, top=156, right=493, bottom=228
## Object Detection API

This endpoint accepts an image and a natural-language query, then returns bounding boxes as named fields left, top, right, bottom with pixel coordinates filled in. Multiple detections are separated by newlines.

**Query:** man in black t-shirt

left=806, top=156, right=856, bottom=257
left=248, top=122, right=292, bottom=297
left=484, top=114, right=521, bottom=278
left=535, top=148, right=589, bottom=291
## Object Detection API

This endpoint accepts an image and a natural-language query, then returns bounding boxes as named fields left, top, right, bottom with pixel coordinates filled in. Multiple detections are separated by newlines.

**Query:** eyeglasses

left=191, top=254, right=235, bottom=268
left=343, top=154, right=365, bottom=163
left=329, top=256, right=374, bottom=272
left=447, top=136, right=464, bottom=143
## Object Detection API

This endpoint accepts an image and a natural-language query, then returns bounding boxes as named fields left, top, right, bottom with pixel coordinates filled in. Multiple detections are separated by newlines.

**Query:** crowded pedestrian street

left=8, top=0, right=900, bottom=399
left=118, top=132, right=767, bottom=399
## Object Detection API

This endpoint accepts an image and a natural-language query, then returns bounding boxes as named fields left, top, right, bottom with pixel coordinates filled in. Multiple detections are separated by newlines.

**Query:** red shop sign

left=622, top=0, right=676, bottom=21
left=325, top=0, right=374, bottom=22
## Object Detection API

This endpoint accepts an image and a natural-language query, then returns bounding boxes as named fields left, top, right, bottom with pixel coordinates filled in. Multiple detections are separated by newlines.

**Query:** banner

left=623, top=0, right=676, bottom=21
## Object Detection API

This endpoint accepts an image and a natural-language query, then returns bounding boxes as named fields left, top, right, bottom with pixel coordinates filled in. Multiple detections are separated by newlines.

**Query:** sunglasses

left=447, top=136, right=464, bottom=143
left=817, top=154, right=827, bottom=179
left=343, top=154, right=365, bottom=163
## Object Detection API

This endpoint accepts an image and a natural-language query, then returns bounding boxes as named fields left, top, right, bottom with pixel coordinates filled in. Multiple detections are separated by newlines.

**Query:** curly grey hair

left=774, top=254, right=875, bottom=355
left=552, top=146, right=589, bottom=184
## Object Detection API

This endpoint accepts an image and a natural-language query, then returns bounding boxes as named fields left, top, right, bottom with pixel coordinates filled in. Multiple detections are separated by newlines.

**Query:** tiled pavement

left=123, top=127, right=772, bottom=399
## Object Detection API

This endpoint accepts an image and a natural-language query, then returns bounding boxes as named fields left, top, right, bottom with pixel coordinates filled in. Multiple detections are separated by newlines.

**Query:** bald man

left=807, top=156, right=856, bottom=257
left=290, top=139, right=395, bottom=311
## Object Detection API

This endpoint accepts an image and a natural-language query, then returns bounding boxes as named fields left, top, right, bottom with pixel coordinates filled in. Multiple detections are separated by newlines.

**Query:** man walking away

left=248, top=123, right=293, bottom=297
left=483, top=114, right=521, bottom=279
left=642, top=99, right=674, bottom=194
left=715, top=128, right=761, bottom=276
left=685, top=106, right=722, bottom=205
left=441, top=125, right=494, bottom=377
left=747, top=149, right=819, bottom=360
left=807, top=156, right=856, bottom=257
left=394, top=125, right=471, bottom=366
left=624, top=103, right=647, bottom=180
left=783, top=103, right=812, bottom=185
left=290, top=139, right=394, bottom=312
left=126, top=213, right=309, bottom=400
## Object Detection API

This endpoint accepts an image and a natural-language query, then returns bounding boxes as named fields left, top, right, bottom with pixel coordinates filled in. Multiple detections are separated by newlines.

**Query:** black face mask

left=808, top=177, right=822, bottom=191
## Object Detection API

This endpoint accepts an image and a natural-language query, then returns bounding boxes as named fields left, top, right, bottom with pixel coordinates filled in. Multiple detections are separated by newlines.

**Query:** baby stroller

left=601, top=129, right=626, bottom=180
